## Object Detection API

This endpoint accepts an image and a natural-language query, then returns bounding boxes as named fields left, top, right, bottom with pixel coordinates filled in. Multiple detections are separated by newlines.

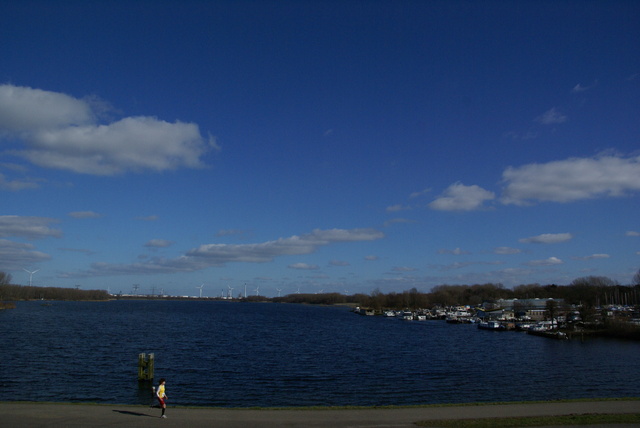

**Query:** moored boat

left=478, top=320, right=504, bottom=330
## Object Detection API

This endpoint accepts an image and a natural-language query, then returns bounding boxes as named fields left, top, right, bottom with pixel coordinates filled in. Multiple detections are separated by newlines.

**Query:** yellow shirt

left=157, top=384, right=166, bottom=398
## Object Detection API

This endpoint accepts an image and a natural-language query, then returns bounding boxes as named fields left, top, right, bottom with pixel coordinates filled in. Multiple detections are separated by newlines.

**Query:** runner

left=156, top=378, right=168, bottom=418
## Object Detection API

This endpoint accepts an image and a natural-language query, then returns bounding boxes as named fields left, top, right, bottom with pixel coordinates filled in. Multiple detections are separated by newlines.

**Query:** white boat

left=398, top=310, right=413, bottom=320
left=478, top=320, right=504, bottom=330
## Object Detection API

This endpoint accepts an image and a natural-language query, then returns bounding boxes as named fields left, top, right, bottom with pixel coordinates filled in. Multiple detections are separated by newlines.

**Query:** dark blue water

left=1, top=300, right=638, bottom=407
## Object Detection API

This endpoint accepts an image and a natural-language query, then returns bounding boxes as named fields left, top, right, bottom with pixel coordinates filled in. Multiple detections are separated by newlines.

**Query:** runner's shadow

left=112, top=409, right=155, bottom=417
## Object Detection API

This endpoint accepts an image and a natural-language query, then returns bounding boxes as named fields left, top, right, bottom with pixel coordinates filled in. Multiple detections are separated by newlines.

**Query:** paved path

left=1, top=400, right=638, bottom=428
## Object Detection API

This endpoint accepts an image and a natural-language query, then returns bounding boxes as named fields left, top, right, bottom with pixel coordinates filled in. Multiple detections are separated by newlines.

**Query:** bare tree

left=0, top=271, right=12, bottom=286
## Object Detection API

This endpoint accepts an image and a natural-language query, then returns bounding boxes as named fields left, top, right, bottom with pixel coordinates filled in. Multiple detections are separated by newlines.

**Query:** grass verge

left=416, top=412, right=640, bottom=427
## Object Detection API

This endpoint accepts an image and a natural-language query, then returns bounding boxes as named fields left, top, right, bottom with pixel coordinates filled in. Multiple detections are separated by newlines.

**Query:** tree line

left=0, top=282, right=110, bottom=302
left=274, top=275, right=640, bottom=311
left=1, top=270, right=639, bottom=307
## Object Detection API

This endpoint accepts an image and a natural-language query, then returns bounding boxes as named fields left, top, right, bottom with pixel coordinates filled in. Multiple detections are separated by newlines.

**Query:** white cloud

left=22, top=117, right=211, bottom=175
left=0, top=84, right=94, bottom=132
left=572, top=83, right=588, bottom=93
left=519, top=233, right=573, bottom=244
left=526, top=256, right=563, bottom=266
left=288, top=262, right=319, bottom=270
left=493, top=246, right=522, bottom=255
left=364, top=255, right=379, bottom=261
left=0, top=84, right=215, bottom=175
left=572, top=254, right=610, bottom=260
left=535, top=107, right=567, bottom=125
left=501, top=154, right=640, bottom=205
left=429, top=182, right=495, bottom=211
left=0, top=239, right=51, bottom=271
left=572, top=81, right=597, bottom=93
left=437, top=247, right=470, bottom=255
left=626, top=231, right=640, bottom=237
left=329, top=260, right=350, bottom=267
left=0, top=173, right=40, bottom=191
left=409, top=188, right=431, bottom=198
left=0, top=215, right=62, bottom=239
left=145, top=239, right=173, bottom=248
left=63, top=228, right=384, bottom=277
left=187, top=228, right=383, bottom=263
left=392, top=266, right=417, bottom=272
left=429, top=260, right=504, bottom=271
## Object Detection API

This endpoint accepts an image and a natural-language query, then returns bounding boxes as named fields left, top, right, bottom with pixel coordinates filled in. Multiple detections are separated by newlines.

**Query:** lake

left=1, top=300, right=638, bottom=407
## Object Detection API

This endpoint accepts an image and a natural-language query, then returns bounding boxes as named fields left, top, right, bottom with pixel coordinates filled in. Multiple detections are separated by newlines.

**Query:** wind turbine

left=196, top=283, right=204, bottom=298
left=295, top=286, right=300, bottom=294
left=254, top=285, right=260, bottom=296
left=276, top=288, right=282, bottom=297
left=23, top=268, right=39, bottom=286
left=228, top=285, right=234, bottom=299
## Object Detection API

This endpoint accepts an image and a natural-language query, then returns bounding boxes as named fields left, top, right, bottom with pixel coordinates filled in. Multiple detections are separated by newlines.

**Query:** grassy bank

left=417, top=412, right=640, bottom=427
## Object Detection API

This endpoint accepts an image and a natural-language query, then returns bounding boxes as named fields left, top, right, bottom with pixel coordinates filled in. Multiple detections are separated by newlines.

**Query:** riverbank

left=1, top=399, right=639, bottom=428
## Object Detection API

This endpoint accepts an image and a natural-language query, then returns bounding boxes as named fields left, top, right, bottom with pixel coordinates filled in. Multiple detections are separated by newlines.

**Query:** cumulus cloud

left=0, top=84, right=216, bottom=175
left=0, top=84, right=94, bottom=132
left=526, top=256, right=563, bottom=266
left=535, top=107, right=567, bottom=125
left=63, top=227, right=384, bottom=277
left=429, top=182, right=495, bottom=211
left=0, top=215, right=62, bottom=239
left=501, top=154, right=640, bottom=205
left=519, top=233, right=573, bottom=244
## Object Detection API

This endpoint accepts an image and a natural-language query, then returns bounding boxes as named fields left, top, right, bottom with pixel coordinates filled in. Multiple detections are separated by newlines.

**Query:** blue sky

left=1, top=0, right=639, bottom=297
